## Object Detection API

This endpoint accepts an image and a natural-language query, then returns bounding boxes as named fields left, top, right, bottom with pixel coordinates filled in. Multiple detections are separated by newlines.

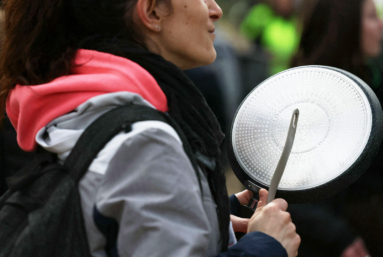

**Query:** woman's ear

left=136, top=0, right=166, bottom=32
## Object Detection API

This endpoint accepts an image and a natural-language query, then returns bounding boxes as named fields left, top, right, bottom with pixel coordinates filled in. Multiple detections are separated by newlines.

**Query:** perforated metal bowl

left=228, top=66, right=383, bottom=203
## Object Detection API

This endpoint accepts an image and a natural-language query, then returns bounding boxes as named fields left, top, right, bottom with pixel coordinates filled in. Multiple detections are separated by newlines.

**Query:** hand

left=247, top=189, right=300, bottom=257
left=341, top=238, right=369, bottom=257
left=230, top=190, right=253, bottom=233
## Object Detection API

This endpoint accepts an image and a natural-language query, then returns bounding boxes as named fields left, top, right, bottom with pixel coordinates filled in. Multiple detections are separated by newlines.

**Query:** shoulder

left=88, top=119, right=184, bottom=176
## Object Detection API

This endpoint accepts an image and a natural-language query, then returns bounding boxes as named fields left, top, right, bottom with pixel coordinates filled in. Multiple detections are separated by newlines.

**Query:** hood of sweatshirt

left=6, top=49, right=168, bottom=151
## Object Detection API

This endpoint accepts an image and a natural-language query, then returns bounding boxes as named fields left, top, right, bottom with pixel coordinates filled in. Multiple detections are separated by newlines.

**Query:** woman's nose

left=209, top=0, right=223, bottom=22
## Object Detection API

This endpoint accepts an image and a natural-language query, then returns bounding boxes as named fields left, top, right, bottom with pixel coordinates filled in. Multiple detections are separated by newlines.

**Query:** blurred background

left=2, top=0, right=383, bottom=256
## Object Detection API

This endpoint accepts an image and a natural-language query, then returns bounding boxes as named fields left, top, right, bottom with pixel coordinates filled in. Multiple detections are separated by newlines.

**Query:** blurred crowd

left=2, top=0, right=383, bottom=256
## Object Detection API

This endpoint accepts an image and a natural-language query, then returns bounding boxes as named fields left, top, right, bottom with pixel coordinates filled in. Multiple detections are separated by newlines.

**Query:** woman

left=0, top=0, right=299, bottom=256
left=291, top=0, right=383, bottom=256
left=292, top=0, right=383, bottom=90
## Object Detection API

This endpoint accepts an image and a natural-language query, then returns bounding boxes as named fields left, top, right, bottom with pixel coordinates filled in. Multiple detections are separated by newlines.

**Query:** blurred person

left=293, top=0, right=383, bottom=93
left=291, top=0, right=383, bottom=256
left=240, top=0, right=300, bottom=75
left=0, top=0, right=300, bottom=256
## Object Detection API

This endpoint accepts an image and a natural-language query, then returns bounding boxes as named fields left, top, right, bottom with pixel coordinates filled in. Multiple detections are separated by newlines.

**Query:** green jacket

left=241, top=3, right=300, bottom=74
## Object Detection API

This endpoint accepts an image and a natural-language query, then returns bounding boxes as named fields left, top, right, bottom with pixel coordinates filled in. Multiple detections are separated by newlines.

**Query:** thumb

left=256, top=189, right=269, bottom=209
left=235, top=190, right=253, bottom=205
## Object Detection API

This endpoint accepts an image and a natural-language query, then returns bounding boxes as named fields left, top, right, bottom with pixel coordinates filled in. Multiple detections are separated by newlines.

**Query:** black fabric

left=0, top=116, right=35, bottom=195
left=184, top=67, right=228, bottom=135
left=0, top=150, right=91, bottom=257
left=80, top=40, right=231, bottom=251
left=229, top=194, right=240, bottom=216
left=93, top=206, right=119, bottom=257
left=0, top=104, right=202, bottom=257
left=288, top=203, right=356, bottom=257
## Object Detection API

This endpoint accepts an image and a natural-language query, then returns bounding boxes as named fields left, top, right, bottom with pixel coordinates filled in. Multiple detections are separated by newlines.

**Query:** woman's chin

left=182, top=57, right=217, bottom=70
left=198, top=51, right=217, bottom=67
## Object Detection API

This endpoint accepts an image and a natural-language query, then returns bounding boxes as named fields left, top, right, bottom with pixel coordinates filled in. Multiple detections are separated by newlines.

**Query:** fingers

left=293, top=234, right=301, bottom=257
left=247, top=192, right=298, bottom=257
left=269, top=198, right=288, bottom=212
left=256, top=189, right=269, bottom=209
left=235, top=190, right=253, bottom=205
left=341, top=238, right=369, bottom=257
left=230, top=215, right=249, bottom=233
left=283, top=223, right=300, bottom=257
left=341, top=247, right=360, bottom=257
left=353, top=238, right=369, bottom=256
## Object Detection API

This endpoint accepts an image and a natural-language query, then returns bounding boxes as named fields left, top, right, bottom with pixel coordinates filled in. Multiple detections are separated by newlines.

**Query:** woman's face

left=361, top=0, right=383, bottom=58
left=155, top=0, right=222, bottom=70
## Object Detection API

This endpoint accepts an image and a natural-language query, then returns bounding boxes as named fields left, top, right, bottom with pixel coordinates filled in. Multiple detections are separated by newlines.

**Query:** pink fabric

left=6, top=49, right=168, bottom=151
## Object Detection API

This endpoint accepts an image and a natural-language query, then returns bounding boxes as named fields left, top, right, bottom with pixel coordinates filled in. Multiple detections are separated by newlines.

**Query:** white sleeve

left=93, top=128, right=213, bottom=257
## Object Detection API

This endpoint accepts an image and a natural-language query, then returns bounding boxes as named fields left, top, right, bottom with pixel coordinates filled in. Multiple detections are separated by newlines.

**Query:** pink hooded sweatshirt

left=6, top=49, right=168, bottom=151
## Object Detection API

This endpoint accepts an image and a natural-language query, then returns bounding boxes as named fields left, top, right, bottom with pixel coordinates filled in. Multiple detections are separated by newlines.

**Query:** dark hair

left=0, top=0, right=169, bottom=121
left=292, top=0, right=368, bottom=81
